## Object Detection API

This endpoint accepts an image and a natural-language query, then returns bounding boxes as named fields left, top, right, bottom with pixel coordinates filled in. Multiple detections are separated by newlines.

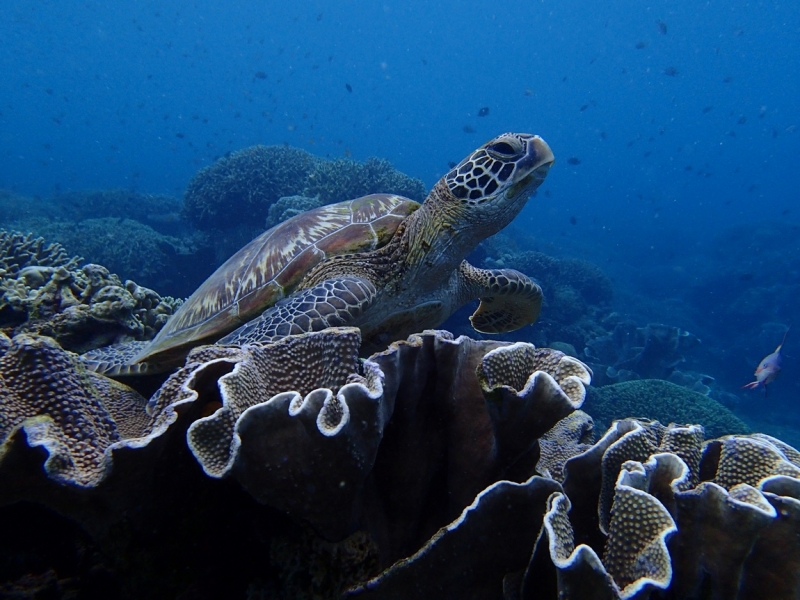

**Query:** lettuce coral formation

left=1, top=324, right=799, bottom=598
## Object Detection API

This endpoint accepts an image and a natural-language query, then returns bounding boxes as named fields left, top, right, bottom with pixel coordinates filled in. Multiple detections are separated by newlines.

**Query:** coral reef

left=0, top=251, right=181, bottom=352
left=49, top=189, right=185, bottom=236
left=304, top=157, right=427, bottom=207
left=4, top=219, right=203, bottom=295
left=583, top=319, right=701, bottom=385
left=265, top=194, right=326, bottom=228
left=583, top=379, right=749, bottom=439
left=2, top=326, right=799, bottom=598
left=0, top=230, right=81, bottom=275
left=182, top=145, right=322, bottom=231
left=478, top=235, right=613, bottom=350
left=182, top=145, right=427, bottom=233
left=0, top=333, right=151, bottom=487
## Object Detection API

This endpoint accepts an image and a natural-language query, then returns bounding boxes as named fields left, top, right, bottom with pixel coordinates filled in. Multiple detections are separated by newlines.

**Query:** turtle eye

left=486, top=139, right=521, bottom=159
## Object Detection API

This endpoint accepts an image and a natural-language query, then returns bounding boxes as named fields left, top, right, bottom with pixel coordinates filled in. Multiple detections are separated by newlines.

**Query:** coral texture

left=304, top=157, right=427, bottom=206
left=0, top=333, right=150, bottom=487
left=1, top=258, right=181, bottom=353
left=583, top=378, right=749, bottom=438
left=183, top=145, right=321, bottom=231
left=182, top=145, right=426, bottom=232
left=2, top=327, right=800, bottom=599
left=478, top=237, right=613, bottom=349
left=0, top=230, right=81, bottom=276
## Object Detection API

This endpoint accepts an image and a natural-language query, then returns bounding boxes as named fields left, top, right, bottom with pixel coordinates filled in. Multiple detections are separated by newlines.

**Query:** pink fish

left=743, top=326, right=790, bottom=391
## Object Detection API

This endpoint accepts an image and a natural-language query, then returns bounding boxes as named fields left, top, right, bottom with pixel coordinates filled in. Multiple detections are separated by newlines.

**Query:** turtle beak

left=522, top=135, right=555, bottom=182
left=507, top=135, right=554, bottom=197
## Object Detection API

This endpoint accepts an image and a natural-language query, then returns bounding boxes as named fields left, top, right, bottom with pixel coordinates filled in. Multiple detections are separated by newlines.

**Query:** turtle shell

left=136, top=194, right=419, bottom=365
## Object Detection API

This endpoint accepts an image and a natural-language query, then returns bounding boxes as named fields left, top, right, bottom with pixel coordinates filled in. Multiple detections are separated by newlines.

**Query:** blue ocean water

left=1, top=1, right=798, bottom=424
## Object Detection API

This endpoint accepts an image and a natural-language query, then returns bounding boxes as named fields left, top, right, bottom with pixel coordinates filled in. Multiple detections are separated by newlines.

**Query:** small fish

left=569, top=216, right=577, bottom=225
left=635, top=41, right=648, bottom=49
left=462, top=125, right=476, bottom=133
left=743, top=326, right=790, bottom=392
left=567, top=157, right=581, bottom=165
left=477, top=107, right=490, bottom=117
left=345, top=83, right=353, bottom=93
left=702, top=106, right=714, bottom=114
left=657, top=20, right=668, bottom=35
left=254, top=71, right=267, bottom=80
left=663, top=66, right=679, bottom=76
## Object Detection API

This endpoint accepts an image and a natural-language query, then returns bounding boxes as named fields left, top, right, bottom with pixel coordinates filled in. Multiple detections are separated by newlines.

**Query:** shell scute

left=135, top=194, right=419, bottom=364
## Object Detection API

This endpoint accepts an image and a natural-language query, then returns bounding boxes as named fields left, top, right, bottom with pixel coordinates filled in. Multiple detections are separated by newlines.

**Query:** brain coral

left=583, top=379, right=749, bottom=439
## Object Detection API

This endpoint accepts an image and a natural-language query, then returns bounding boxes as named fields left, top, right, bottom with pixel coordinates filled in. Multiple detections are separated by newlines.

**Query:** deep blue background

left=1, top=0, right=798, bottom=428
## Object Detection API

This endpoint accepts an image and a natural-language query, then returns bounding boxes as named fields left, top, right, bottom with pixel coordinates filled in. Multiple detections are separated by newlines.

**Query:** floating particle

left=477, top=107, right=490, bottom=117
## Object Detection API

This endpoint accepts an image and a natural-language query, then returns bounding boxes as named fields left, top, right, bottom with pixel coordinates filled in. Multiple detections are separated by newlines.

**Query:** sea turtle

left=86, top=133, right=554, bottom=375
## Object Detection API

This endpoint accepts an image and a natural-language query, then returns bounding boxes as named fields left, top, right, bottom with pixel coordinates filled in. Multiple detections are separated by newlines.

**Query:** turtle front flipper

left=218, top=277, right=377, bottom=345
left=459, top=261, right=543, bottom=334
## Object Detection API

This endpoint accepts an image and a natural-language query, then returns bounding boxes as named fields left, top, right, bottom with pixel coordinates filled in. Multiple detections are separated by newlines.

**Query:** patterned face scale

left=445, top=133, right=547, bottom=204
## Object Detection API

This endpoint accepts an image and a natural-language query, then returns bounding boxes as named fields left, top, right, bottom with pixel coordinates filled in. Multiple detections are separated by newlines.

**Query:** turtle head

left=440, top=133, right=554, bottom=234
